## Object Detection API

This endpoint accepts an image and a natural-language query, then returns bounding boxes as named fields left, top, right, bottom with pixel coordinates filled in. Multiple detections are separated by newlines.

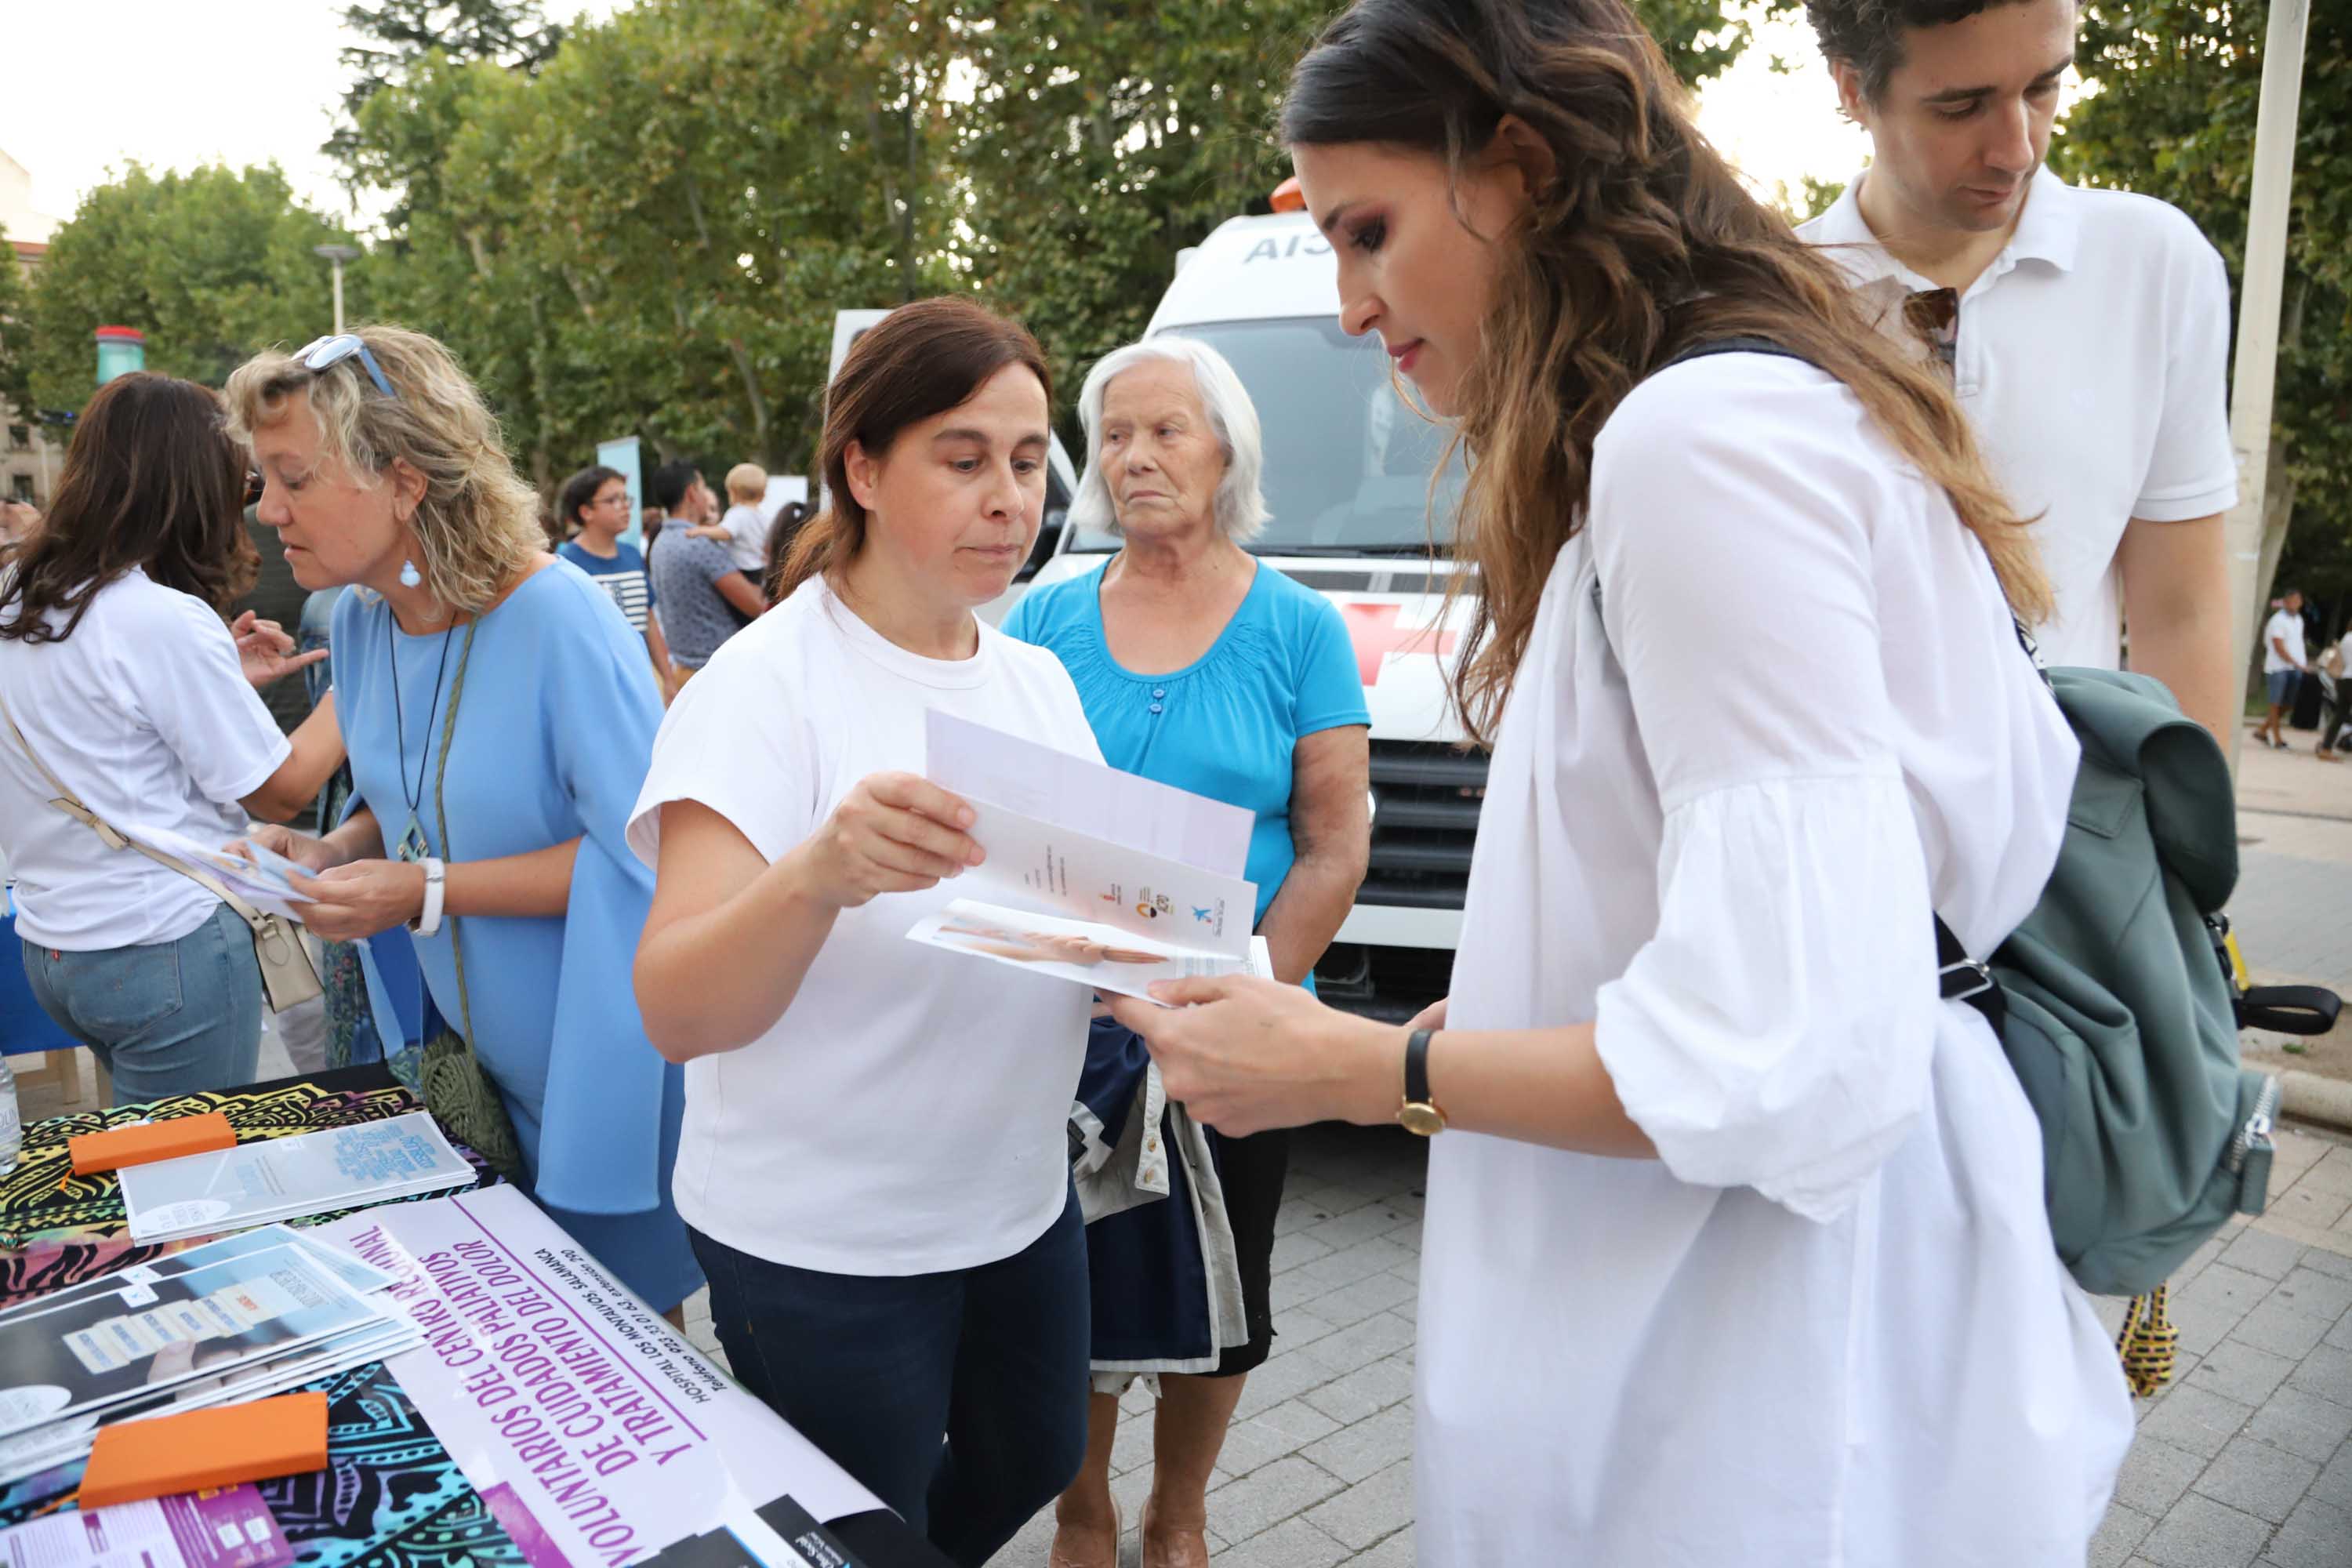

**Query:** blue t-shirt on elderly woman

left=1002, top=561, right=1370, bottom=932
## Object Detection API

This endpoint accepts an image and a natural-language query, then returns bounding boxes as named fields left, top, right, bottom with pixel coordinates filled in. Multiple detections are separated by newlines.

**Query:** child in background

left=687, top=462, right=774, bottom=576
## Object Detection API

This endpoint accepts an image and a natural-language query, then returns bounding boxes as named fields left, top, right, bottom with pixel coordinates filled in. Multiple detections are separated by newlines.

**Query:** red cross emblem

left=1339, top=602, right=1459, bottom=686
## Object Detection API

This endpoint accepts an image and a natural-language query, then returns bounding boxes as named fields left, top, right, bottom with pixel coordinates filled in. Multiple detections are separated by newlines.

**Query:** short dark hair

left=1806, top=0, right=2039, bottom=100
left=558, top=465, right=625, bottom=533
left=648, top=459, right=702, bottom=515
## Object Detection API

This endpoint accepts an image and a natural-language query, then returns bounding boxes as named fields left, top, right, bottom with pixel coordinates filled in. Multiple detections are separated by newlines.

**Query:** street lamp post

left=312, top=244, right=360, bottom=337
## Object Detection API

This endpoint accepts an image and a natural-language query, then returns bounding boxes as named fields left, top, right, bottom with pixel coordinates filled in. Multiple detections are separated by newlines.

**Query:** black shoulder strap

left=1655, top=336, right=1815, bottom=374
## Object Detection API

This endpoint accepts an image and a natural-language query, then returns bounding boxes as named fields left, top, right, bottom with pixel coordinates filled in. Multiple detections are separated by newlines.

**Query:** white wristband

left=409, top=857, right=447, bottom=937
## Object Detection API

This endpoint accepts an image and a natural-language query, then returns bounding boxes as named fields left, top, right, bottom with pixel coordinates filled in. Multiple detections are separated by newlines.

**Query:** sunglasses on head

left=295, top=334, right=399, bottom=400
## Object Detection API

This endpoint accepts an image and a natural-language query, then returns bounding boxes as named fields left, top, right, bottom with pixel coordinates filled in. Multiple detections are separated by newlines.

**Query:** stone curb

left=2281, top=1068, right=2352, bottom=1134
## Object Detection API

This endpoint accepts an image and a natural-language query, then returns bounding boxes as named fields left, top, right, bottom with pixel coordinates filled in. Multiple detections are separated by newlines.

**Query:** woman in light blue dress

left=227, top=327, right=699, bottom=1314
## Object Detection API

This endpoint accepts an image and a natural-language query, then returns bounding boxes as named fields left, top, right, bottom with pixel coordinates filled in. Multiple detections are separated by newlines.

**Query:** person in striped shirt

left=557, top=464, right=673, bottom=696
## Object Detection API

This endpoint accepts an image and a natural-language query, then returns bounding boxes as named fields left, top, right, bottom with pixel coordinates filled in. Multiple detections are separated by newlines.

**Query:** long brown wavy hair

left=0, top=373, right=257, bottom=645
left=1283, top=0, right=2049, bottom=746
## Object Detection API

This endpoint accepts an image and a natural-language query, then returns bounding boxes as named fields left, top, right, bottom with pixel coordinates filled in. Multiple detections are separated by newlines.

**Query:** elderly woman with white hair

left=1004, top=337, right=1370, bottom=1568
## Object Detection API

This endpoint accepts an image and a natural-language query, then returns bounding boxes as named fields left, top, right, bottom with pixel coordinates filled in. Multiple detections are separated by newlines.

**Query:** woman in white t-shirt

left=1105, top=3, right=2135, bottom=1564
left=0, top=373, right=343, bottom=1098
left=630, top=299, right=1098, bottom=1566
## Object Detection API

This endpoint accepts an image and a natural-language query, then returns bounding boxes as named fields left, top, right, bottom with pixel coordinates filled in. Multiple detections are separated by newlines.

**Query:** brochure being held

left=909, top=899, right=1274, bottom=1004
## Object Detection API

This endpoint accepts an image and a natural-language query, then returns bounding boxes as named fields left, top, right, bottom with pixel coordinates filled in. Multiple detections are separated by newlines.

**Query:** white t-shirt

left=2263, top=608, right=2307, bottom=673
left=628, top=575, right=1102, bottom=1276
left=714, top=503, right=773, bottom=575
left=1416, top=353, right=2129, bottom=1563
left=1801, top=167, right=2238, bottom=670
left=0, top=569, right=291, bottom=950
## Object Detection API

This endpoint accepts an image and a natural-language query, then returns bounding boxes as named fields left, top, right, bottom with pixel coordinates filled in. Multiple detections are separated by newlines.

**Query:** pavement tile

left=1229, top=1349, right=1340, bottom=1422
left=1214, top=1517, right=1352, bottom=1568
left=2276, top=1269, right=2352, bottom=1326
left=2092, top=1504, right=2156, bottom=1568
left=2137, top=1492, right=2273, bottom=1568
left=1212, top=1400, right=1343, bottom=1478
left=1294, top=1311, right=1417, bottom=1379
left=2292, top=1348, right=2352, bottom=1408
left=1269, top=1232, right=1336, bottom=1274
left=2194, top=1434, right=2321, bottom=1523
left=2301, top=1150, right=2352, bottom=1200
left=2239, top=1300, right=2341, bottom=1363
left=2271, top=1186, right=2352, bottom=1236
left=2261, top=1495, right=2352, bottom=1568
left=1352, top=1526, right=1417, bottom=1567
left=1302, top=1459, right=1417, bottom=1551
left=1299, top=1356, right=1416, bottom=1426
left=2140, top=1385, right=2259, bottom=1459
left=2116, top=1438, right=2212, bottom=1516
left=2309, top=1443, right=2352, bottom=1512
left=2249, top=1388, right=2352, bottom=1465
left=2302, top=1250, right=2352, bottom=1284
left=2226, top=1229, right=2311, bottom=1283
left=1203, top=1457, right=1346, bottom=1544
left=2196, top=1338, right=2310, bottom=1404
left=1281, top=1238, right=1420, bottom=1298
left=2176, top=1265, right=2281, bottom=1356
left=1296, top=1203, right=1418, bottom=1254
left=1299, top=1402, right=1415, bottom=1486
left=1298, top=1270, right=1417, bottom=1329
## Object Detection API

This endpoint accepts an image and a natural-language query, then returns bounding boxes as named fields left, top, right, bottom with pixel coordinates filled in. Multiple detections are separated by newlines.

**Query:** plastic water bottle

left=0, top=1056, right=19, bottom=1171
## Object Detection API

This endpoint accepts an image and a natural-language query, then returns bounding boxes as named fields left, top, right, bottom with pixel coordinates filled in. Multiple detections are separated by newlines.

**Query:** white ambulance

left=1018, top=202, right=1481, bottom=1024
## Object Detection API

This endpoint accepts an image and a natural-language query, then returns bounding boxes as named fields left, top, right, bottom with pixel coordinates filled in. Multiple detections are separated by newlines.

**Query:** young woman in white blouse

left=629, top=299, right=1098, bottom=1566
left=1111, top=2, right=2134, bottom=1563
left=0, top=374, right=340, bottom=1100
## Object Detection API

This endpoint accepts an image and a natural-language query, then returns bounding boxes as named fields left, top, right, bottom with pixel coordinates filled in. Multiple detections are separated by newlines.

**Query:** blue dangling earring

left=398, top=558, right=422, bottom=588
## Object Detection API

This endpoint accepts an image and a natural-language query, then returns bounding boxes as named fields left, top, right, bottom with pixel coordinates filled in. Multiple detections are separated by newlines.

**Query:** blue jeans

left=690, top=1187, right=1089, bottom=1566
left=2268, top=669, right=2301, bottom=707
left=20, top=902, right=263, bottom=1102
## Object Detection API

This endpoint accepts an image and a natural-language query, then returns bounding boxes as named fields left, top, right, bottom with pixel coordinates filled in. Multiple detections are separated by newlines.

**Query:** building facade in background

left=1, top=148, right=59, bottom=510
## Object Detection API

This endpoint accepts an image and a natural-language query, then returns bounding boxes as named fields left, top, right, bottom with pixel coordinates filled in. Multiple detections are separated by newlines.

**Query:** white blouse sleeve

left=1585, top=360, right=1941, bottom=1224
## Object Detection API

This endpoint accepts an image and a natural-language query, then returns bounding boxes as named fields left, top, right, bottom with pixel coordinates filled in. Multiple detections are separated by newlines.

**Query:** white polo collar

left=1815, top=164, right=2082, bottom=292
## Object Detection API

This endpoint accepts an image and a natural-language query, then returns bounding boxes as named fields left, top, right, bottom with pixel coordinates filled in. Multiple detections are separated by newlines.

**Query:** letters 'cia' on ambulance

left=1025, top=191, right=1482, bottom=1025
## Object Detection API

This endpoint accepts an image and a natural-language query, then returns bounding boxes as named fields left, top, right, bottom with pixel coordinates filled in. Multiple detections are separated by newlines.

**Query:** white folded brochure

left=916, top=710, right=1263, bottom=988
left=111, top=823, right=314, bottom=923
left=119, top=1112, right=475, bottom=1244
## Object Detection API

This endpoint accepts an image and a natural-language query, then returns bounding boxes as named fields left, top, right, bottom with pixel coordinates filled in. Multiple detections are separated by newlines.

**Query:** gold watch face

left=1399, top=1101, right=1446, bottom=1137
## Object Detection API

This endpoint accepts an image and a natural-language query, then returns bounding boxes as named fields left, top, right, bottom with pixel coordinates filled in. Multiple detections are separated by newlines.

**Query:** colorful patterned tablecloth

left=0, top=1066, right=938, bottom=1568
left=0, top=1065, right=520, bottom=1568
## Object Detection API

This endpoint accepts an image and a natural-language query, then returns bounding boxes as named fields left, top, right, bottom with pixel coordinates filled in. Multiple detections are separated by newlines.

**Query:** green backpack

left=1935, top=666, right=2279, bottom=1301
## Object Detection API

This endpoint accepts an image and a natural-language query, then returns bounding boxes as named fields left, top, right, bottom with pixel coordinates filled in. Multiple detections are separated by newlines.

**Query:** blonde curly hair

left=223, top=326, right=543, bottom=614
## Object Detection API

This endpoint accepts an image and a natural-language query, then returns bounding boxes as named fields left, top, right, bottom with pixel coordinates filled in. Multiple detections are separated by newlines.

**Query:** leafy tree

left=0, top=227, right=32, bottom=421
left=328, top=0, right=564, bottom=207
left=23, top=165, right=367, bottom=412
left=2056, top=0, right=2352, bottom=632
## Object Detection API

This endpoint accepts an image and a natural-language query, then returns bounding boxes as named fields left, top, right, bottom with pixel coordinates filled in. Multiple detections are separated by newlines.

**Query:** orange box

left=68, top=1112, right=236, bottom=1175
left=78, top=1392, right=329, bottom=1508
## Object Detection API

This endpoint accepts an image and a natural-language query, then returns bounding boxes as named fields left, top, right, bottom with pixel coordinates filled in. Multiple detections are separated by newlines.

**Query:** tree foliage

left=0, top=229, right=32, bottom=420
left=21, top=0, right=1770, bottom=486
left=2056, top=0, right=2352, bottom=611
left=22, top=165, right=365, bottom=411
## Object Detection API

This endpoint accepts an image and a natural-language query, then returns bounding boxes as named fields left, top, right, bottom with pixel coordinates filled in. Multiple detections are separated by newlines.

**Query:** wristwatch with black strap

left=1398, top=1027, right=1446, bottom=1136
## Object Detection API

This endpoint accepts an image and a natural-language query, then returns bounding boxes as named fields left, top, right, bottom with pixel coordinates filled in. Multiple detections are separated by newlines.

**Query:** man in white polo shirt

left=1798, top=0, right=2239, bottom=741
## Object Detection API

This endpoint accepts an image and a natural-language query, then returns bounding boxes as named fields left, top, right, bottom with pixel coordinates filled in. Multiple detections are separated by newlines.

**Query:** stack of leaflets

left=0, top=1226, right=418, bottom=1484
left=120, top=1113, right=476, bottom=1245
left=912, top=710, right=1272, bottom=1003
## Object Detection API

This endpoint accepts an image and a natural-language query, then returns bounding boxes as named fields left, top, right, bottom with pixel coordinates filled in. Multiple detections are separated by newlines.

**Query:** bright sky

left=0, top=0, right=1863, bottom=236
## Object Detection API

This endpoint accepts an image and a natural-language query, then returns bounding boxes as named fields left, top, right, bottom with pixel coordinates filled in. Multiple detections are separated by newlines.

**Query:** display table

left=0, top=1067, right=948, bottom=1568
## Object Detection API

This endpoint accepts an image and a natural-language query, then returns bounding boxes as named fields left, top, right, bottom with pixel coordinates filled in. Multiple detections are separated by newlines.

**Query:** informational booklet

left=0, top=1483, right=292, bottom=1568
left=0, top=1247, right=376, bottom=1440
left=908, top=899, right=1274, bottom=1004
left=917, top=711, right=1261, bottom=975
left=112, top=825, right=313, bottom=924
left=119, top=1114, right=475, bottom=1244
left=7, top=1227, right=397, bottom=1322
